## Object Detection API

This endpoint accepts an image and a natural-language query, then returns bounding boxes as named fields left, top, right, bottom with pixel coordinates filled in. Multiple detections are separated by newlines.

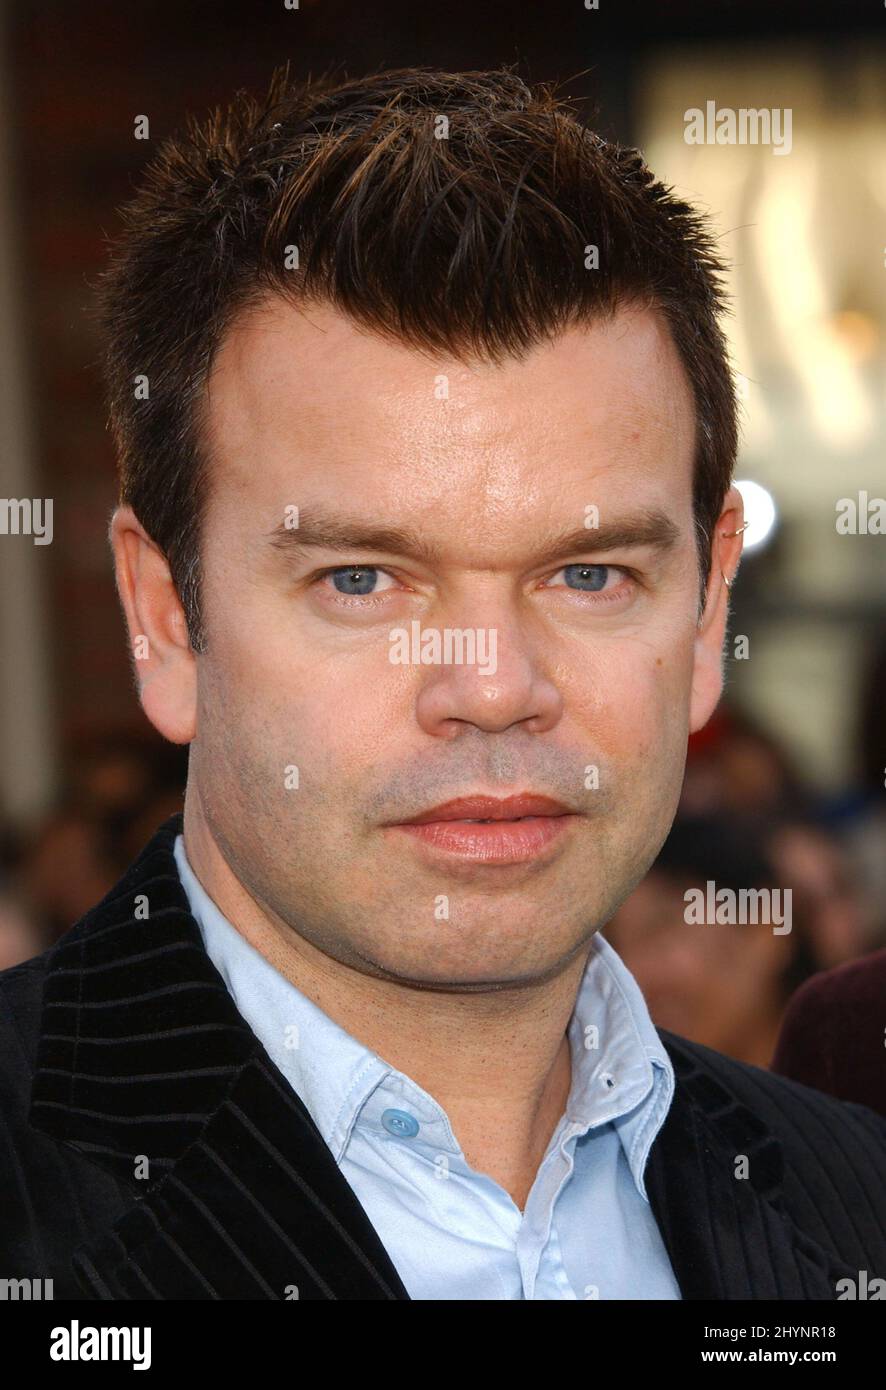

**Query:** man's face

left=184, top=297, right=719, bottom=986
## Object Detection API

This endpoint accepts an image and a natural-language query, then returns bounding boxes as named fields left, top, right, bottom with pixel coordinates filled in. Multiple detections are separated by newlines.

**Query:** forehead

left=201, top=296, right=695, bottom=527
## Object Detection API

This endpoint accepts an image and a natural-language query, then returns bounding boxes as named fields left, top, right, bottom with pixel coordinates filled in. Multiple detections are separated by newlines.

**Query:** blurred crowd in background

left=606, top=651, right=886, bottom=1069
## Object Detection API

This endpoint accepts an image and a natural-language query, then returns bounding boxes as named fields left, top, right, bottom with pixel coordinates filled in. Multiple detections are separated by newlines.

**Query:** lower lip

left=389, top=815, right=577, bottom=864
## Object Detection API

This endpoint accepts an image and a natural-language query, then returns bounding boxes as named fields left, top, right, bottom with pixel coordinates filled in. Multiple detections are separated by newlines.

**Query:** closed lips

left=396, top=794, right=572, bottom=825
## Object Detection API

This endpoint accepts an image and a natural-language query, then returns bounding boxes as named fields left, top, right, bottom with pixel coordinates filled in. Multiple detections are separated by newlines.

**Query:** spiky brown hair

left=95, top=64, right=737, bottom=650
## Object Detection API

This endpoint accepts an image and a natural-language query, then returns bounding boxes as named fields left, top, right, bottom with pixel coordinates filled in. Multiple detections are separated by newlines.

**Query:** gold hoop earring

left=721, top=570, right=733, bottom=589
left=721, top=521, right=749, bottom=539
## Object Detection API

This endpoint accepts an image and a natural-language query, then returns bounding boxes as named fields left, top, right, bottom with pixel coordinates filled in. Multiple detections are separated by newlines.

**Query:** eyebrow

left=265, top=506, right=682, bottom=570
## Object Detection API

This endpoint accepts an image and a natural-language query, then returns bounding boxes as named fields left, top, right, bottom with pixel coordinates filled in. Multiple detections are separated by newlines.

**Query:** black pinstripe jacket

left=2, top=813, right=885, bottom=1300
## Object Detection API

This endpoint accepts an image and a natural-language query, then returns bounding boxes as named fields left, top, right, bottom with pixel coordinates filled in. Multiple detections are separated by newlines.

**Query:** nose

left=412, top=610, right=563, bottom=737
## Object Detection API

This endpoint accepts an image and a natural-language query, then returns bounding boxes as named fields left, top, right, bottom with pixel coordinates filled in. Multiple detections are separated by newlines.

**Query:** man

left=2, top=66, right=884, bottom=1301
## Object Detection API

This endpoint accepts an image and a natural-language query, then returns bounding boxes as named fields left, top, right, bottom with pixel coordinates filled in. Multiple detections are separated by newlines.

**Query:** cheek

left=202, top=606, right=405, bottom=788
left=567, top=637, right=694, bottom=763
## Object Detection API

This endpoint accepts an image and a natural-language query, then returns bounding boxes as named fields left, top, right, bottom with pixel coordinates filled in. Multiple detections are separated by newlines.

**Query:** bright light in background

left=735, top=479, right=777, bottom=552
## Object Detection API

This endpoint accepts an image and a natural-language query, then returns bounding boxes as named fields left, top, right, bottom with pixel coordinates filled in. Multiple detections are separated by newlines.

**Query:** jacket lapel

left=647, top=1030, right=861, bottom=1299
left=29, top=813, right=410, bottom=1300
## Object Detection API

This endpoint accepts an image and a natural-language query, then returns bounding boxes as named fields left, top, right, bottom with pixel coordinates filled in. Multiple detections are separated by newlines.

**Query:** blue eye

left=327, top=566, right=392, bottom=596
left=560, top=564, right=611, bottom=592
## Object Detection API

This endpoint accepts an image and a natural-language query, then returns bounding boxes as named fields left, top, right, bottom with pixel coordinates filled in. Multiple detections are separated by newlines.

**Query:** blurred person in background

left=0, top=819, right=40, bottom=968
left=841, top=634, right=886, bottom=942
left=762, top=641, right=886, bottom=1119
left=771, top=946, right=886, bottom=1120
left=16, top=809, right=119, bottom=948
left=680, top=704, right=810, bottom=820
left=11, top=734, right=187, bottom=949
left=0, top=831, right=41, bottom=969
left=766, top=816, right=872, bottom=968
left=682, top=701, right=877, bottom=963
left=604, top=814, right=820, bottom=1069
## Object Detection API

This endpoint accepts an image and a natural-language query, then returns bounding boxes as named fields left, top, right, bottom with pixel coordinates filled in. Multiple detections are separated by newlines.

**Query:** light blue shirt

left=174, top=834, right=682, bottom=1300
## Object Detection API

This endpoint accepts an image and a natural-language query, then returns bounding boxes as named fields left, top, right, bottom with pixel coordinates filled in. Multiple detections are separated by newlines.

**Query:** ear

left=109, top=505, right=197, bottom=744
left=689, top=485, right=746, bottom=735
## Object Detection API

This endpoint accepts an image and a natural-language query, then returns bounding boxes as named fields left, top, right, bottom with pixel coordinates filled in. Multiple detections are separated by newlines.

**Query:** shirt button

left=381, top=1108, right=420, bottom=1138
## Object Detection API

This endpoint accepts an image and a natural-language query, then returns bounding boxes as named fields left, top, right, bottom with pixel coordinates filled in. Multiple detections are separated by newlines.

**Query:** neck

left=182, top=804, right=586, bottom=1210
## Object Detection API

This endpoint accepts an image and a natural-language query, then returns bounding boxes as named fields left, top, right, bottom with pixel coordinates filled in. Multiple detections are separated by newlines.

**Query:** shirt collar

left=174, top=834, right=673, bottom=1198
left=567, top=931, right=675, bottom=1198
